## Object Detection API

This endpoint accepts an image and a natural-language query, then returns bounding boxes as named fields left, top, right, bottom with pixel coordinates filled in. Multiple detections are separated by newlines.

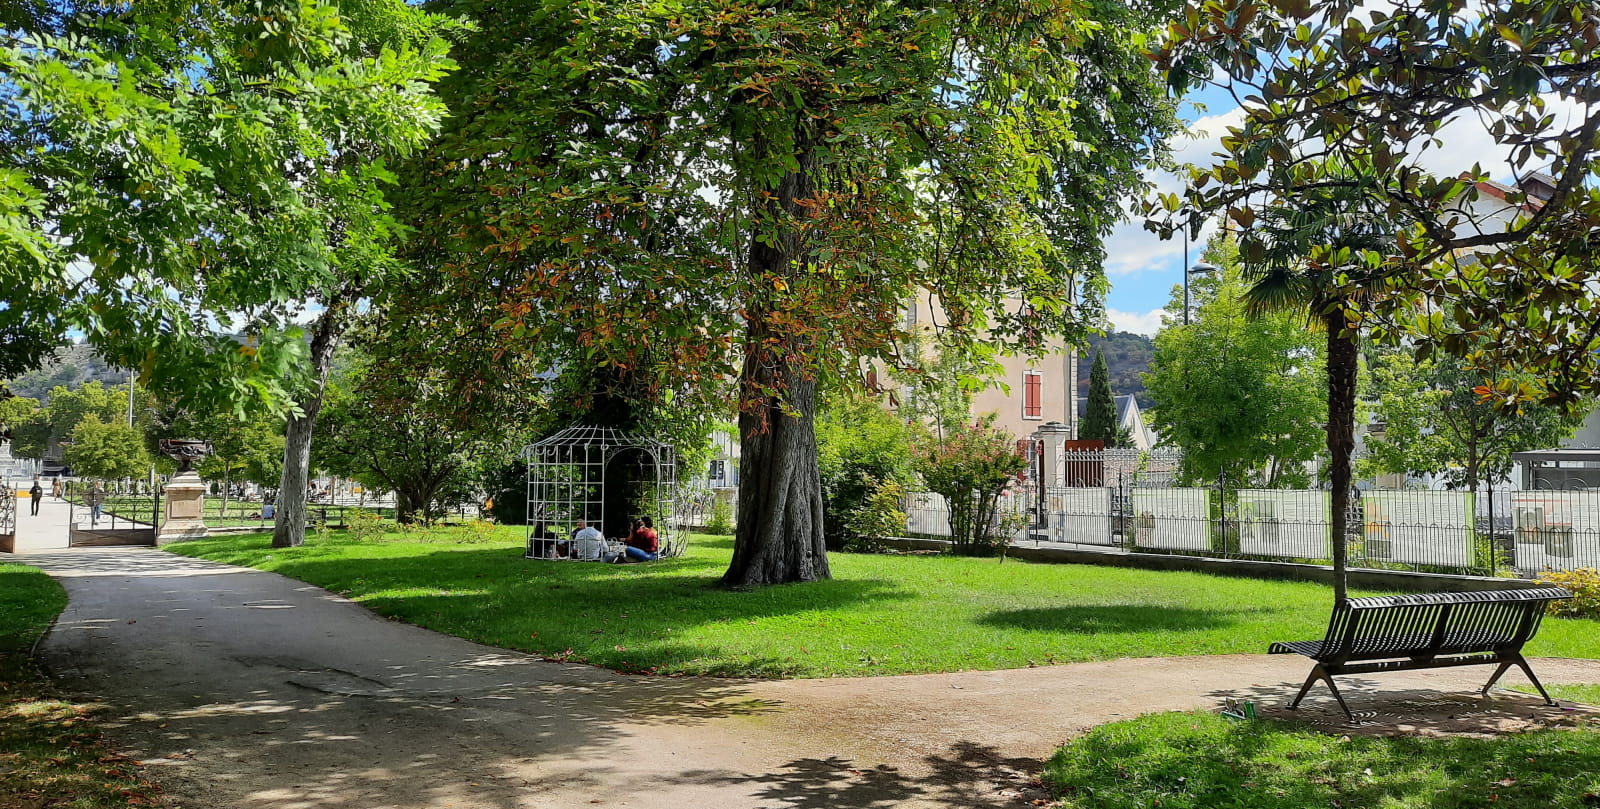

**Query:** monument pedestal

left=157, top=471, right=209, bottom=544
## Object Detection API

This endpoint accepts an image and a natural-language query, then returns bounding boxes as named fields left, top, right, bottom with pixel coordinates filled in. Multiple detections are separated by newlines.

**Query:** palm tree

left=1240, top=174, right=1393, bottom=604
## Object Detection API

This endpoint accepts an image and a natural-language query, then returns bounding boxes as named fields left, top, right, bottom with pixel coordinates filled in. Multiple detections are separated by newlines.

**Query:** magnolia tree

left=1149, top=0, right=1600, bottom=602
left=915, top=420, right=1029, bottom=557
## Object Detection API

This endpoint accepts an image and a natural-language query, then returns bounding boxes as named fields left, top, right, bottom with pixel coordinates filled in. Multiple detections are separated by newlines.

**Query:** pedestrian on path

left=29, top=479, right=43, bottom=516
left=51, top=477, right=61, bottom=499
left=88, top=482, right=105, bottom=525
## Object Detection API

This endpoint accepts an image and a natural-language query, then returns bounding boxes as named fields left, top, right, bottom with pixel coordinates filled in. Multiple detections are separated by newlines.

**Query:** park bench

left=1269, top=587, right=1573, bottom=720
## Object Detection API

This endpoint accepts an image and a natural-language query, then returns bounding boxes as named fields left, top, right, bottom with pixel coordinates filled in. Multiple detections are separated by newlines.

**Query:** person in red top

left=623, top=516, right=659, bottom=562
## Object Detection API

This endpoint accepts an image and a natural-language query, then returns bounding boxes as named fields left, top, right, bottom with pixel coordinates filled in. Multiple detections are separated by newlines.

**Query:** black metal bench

left=1269, top=587, right=1573, bottom=720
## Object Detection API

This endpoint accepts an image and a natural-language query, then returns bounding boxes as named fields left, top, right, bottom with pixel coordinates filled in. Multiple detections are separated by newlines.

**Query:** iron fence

left=901, top=489, right=1035, bottom=542
left=0, top=485, right=14, bottom=538
left=904, top=449, right=1600, bottom=578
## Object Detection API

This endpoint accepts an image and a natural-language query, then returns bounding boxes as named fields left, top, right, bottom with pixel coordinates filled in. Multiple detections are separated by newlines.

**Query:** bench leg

left=1482, top=655, right=1557, bottom=706
left=1289, top=664, right=1354, bottom=721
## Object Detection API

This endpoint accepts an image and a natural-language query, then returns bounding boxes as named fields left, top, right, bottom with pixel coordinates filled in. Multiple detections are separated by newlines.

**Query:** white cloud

left=1104, top=216, right=1222, bottom=278
left=1170, top=105, right=1249, bottom=176
left=1106, top=307, right=1169, bottom=337
left=1102, top=105, right=1243, bottom=279
left=1408, top=93, right=1592, bottom=182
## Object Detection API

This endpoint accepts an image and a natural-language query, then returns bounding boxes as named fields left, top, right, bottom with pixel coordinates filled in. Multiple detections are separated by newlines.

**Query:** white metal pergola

left=522, top=426, right=683, bottom=559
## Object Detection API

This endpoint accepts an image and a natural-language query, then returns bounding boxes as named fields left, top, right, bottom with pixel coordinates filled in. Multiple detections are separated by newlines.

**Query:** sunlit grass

left=1046, top=711, right=1600, bottom=808
left=166, top=527, right=1600, bottom=678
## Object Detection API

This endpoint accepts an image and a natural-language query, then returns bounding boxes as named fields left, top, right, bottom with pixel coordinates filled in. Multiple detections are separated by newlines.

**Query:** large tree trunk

left=1325, top=307, right=1358, bottom=605
left=720, top=117, right=829, bottom=588
left=273, top=300, right=346, bottom=548
left=723, top=345, right=830, bottom=587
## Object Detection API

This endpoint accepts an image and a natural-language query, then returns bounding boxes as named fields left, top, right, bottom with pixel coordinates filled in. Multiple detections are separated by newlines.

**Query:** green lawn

left=1513, top=682, right=1600, bottom=706
left=1045, top=711, right=1600, bottom=808
left=0, top=563, right=163, bottom=807
left=164, top=526, right=1600, bottom=678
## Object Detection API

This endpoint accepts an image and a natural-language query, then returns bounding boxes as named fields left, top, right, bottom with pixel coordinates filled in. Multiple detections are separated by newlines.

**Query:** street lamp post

left=1184, top=259, right=1220, bottom=325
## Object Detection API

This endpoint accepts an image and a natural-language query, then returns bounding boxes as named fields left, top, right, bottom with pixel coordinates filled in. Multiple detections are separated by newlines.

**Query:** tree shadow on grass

left=978, top=604, right=1260, bottom=634
left=245, top=542, right=914, bottom=677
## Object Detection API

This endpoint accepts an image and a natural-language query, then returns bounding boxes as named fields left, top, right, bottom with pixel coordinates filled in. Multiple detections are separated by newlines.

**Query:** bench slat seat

left=1268, top=587, right=1572, bottom=720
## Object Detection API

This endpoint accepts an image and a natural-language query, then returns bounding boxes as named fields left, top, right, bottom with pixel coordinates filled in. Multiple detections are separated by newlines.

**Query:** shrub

left=456, top=518, right=500, bottom=544
left=345, top=509, right=384, bottom=542
left=816, top=394, right=915, bottom=551
left=914, top=417, right=1028, bottom=556
left=842, top=477, right=907, bottom=553
left=1536, top=568, right=1600, bottom=619
left=706, top=497, right=734, bottom=535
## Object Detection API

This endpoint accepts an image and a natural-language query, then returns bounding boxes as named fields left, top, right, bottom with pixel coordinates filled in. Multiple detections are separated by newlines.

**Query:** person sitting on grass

left=622, top=516, right=659, bottom=562
left=567, top=520, right=602, bottom=560
left=571, top=520, right=618, bottom=562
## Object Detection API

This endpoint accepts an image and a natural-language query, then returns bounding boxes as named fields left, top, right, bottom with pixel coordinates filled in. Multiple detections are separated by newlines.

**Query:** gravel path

left=10, top=501, right=1598, bottom=808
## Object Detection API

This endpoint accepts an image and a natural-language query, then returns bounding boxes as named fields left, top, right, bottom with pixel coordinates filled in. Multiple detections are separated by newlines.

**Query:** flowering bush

left=1535, top=568, right=1600, bottom=619
left=915, top=419, right=1029, bottom=556
left=457, top=518, right=500, bottom=544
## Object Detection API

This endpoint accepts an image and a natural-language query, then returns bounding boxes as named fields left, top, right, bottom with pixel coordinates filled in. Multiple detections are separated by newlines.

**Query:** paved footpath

left=8, top=498, right=1600, bottom=808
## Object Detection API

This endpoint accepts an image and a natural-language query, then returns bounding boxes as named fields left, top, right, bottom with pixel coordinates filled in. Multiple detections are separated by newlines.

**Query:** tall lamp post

left=1184, top=260, right=1220, bottom=325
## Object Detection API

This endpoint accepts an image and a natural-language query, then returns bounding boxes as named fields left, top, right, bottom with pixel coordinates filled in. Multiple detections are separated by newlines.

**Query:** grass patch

left=164, top=527, right=1600, bottom=679
left=1511, top=683, right=1600, bottom=706
left=1046, top=711, right=1600, bottom=808
left=0, top=563, right=163, bottom=807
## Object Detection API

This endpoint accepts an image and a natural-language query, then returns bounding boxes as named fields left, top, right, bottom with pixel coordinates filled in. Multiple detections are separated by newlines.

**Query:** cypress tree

left=1081, top=349, right=1118, bottom=446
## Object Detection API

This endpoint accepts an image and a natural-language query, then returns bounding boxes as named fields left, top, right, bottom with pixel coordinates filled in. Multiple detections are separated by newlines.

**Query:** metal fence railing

left=902, top=449, right=1600, bottom=578
left=63, top=489, right=359, bottom=532
left=902, top=489, right=1036, bottom=542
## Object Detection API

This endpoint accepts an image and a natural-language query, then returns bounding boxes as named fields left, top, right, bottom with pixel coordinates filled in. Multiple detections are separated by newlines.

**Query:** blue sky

left=1099, top=83, right=1240, bottom=336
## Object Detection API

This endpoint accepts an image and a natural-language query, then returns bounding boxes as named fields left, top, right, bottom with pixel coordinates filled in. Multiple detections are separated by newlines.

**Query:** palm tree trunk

left=1325, top=307, right=1358, bottom=605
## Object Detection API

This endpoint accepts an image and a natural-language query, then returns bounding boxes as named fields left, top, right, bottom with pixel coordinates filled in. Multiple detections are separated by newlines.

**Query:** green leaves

left=1149, top=0, right=1600, bottom=406
left=1, top=0, right=459, bottom=415
left=401, top=0, right=1181, bottom=413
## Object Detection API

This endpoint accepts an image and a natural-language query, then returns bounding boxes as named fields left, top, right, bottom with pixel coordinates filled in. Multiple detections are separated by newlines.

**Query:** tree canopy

left=1363, top=348, right=1588, bottom=491
left=62, top=415, right=149, bottom=481
left=1144, top=236, right=1326, bottom=486
left=1, top=0, right=459, bottom=413
left=1150, top=0, right=1600, bottom=407
left=404, top=0, right=1183, bottom=585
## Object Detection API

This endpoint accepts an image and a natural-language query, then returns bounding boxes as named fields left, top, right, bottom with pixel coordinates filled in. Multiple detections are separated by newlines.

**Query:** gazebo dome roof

left=527, top=426, right=673, bottom=451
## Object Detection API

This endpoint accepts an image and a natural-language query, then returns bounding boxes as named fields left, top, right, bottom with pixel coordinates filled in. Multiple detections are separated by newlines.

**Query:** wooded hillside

left=1079, top=332, right=1155, bottom=408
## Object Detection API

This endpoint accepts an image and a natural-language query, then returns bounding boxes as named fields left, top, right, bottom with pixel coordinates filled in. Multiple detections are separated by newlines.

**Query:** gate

left=0, top=485, right=15, bottom=552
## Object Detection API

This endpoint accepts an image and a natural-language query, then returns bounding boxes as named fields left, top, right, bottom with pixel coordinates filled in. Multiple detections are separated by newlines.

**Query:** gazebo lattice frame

left=522, top=426, right=683, bottom=559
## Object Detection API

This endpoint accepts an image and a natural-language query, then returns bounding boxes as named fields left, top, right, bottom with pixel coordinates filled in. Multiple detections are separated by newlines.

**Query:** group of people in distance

left=535, top=516, right=660, bottom=563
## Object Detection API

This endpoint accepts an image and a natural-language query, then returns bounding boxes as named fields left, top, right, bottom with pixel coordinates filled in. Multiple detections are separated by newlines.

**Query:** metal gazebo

left=522, top=426, right=683, bottom=559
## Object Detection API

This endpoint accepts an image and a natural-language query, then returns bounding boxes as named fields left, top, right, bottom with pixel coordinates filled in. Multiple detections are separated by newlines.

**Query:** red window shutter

left=1024, top=372, right=1042, bottom=418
